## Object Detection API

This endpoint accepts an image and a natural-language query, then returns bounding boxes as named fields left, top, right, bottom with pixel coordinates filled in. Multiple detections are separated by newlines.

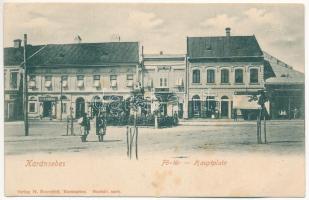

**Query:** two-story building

left=186, top=28, right=266, bottom=119
left=141, top=53, right=187, bottom=118
left=4, top=39, right=44, bottom=121
left=6, top=41, right=140, bottom=120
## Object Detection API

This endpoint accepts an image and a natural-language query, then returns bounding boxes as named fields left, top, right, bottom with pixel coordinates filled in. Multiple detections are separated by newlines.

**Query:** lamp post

left=23, top=34, right=29, bottom=136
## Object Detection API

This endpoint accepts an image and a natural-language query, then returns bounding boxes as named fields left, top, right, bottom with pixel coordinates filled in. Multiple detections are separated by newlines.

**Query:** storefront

left=38, top=96, right=58, bottom=119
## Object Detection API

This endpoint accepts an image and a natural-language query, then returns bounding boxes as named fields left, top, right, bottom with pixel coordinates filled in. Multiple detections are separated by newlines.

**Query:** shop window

left=235, top=69, right=243, bottom=83
left=29, top=102, right=36, bottom=113
left=192, top=69, right=200, bottom=83
left=221, top=69, right=229, bottom=83
left=207, top=69, right=215, bottom=83
left=250, top=68, right=259, bottom=83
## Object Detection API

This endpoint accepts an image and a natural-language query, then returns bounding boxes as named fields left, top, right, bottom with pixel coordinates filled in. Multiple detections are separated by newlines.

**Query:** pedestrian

left=233, top=109, right=238, bottom=121
left=96, top=111, right=107, bottom=142
left=81, top=112, right=90, bottom=142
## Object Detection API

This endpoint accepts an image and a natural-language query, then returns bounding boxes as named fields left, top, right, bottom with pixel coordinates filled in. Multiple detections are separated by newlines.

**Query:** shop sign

left=39, top=97, right=58, bottom=102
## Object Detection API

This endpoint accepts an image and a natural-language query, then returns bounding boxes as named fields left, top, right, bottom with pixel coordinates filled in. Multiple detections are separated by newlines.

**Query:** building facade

left=4, top=28, right=304, bottom=121
left=141, top=54, right=187, bottom=118
left=186, top=28, right=265, bottom=119
left=5, top=42, right=140, bottom=120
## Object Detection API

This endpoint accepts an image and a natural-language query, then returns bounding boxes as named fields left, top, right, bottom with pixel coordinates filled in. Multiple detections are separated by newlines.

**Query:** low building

left=4, top=39, right=44, bottom=121
left=264, top=52, right=304, bottom=119
left=141, top=53, right=187, bottom=118
left=187, top=28, right=265, bottom=119
left=5, top=41, right=140, bottom=120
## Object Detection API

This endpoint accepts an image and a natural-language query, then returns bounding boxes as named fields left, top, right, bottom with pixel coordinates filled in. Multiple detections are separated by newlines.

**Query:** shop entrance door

left=43, top=101, right=52, bottom=117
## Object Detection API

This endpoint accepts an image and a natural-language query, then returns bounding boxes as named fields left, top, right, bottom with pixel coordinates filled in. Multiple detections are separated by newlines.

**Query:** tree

left=249, top=91, right=269, bottom=144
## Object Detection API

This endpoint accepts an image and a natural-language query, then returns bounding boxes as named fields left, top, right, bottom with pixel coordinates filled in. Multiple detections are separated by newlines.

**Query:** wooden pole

left=135, top=127, right=138, bottom=160
left=264, top=113, right=267, bottom=144
left=60, top=77, right=63, bottom=121
left=257, top=113, right=259, bottom=144
left=126, top=126, right=129, bottom=157
left=66, top=116, right=69, bottom=136
left=23, top=34, right=29, bottom=136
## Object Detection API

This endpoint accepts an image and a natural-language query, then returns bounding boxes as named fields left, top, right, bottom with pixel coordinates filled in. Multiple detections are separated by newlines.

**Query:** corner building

left=186, top=28, right=265, bottom=119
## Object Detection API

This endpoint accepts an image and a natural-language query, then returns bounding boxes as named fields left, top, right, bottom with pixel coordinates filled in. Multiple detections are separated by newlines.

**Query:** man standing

left=81, top=112, right=90, bottom=142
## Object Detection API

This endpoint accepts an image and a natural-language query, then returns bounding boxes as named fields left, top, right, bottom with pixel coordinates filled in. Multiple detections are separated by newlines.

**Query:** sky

left=4, top=3, right=305, bottom=72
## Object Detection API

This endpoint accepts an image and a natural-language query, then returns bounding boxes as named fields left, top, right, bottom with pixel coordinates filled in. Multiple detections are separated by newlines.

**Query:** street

left=4, top=120, right=305, bottom=157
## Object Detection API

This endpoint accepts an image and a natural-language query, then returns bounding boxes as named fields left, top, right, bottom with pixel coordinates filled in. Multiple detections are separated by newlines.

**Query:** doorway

left=221, top=96, right=229, bottom=118
left=76, top=97, right=85, bottom=119
left=43, top=101, right=52, bottom=117
left=192, top=95, right=201, bottom=117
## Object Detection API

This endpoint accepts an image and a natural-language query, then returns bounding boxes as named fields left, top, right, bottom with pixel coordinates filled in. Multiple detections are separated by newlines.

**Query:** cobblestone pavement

left=4, top=120, right=305, bottom=157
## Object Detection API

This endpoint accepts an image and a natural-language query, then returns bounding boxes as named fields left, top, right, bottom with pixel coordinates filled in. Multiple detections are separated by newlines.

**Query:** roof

left=264, top=52, right=304, bottom=85
left=4, top=45, right=44, bottom=66
left=4, top=42, right=139, bottom=67
left=187, top=36, right=263, bottom=59
left=143, top=54, right=185, bottom=62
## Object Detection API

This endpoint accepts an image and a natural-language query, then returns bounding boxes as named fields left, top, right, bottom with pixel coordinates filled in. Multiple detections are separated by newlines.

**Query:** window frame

left=207, top=69, right=215, bottom=83
left=234, top=68, right=244, bottom=84
left=220, top=69, right=229, bottom=84
left=29, top=102, right=36, bottom=113
left=250, top=68, right=259, bottom=84
left=192, top=69, right=200, bottom=84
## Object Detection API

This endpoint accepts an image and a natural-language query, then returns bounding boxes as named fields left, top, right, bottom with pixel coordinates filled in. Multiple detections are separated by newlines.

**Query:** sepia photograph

left=2, top=1, right=306, bottom=197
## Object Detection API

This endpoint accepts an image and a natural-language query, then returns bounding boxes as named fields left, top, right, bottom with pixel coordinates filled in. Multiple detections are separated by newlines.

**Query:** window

left=235, top=69, right=243, bottom=83
left=62, top=103, right=67, bottom=114
left=93, top=75, right=100, bottom=80
left=93, top=75, right=101, bottom=88
left=192, top=69, right=200, bottom=83
left=44, top=76, right=52, bottom=88
left=77, top=75, right=84, bottom=88
left=110, top=75, right=117, bottom=87
left=127, top=74, right=134, bottom=87
left=250, top=68, right=259, bottom=83
left=61, top=75, right=68, bottom=88
left=45, top=76, right=52, bottom=81
left=77, top=75, right=84, bottom=80
left=10, top=72, right=18, bottom=89
left=110, top=75, right=117, bottom=80
left=29, top=103, right=36, bottom=113
left=160, top=78, right=168, bottom=87
left=221, top=69, right=229, bottom=83
left=29, top=75, right=36, bottom=88
left=127, top=74, right=133, bottom=80
left=207, top=69, right=215, bottom=83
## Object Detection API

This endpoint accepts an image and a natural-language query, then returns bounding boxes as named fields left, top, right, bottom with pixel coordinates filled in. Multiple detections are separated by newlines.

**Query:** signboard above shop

left=39, top=97, right=58, bottom=102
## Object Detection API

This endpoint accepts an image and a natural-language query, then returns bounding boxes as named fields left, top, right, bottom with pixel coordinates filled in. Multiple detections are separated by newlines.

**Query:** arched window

left=192, top=69, right=200, bottom=83
left=235, top=69, right=243, bottom=83
left=250, top=68, right=259, bottom=83
left=221, top=69, right=229, bottom=83
left=207, top=69, right=215, bottom=83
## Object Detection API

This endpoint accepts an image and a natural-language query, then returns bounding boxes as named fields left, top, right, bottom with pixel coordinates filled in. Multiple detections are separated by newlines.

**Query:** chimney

left=13, top=39, right=22, bottom=48
left=160, top=51, right=163, bottom=55
left=225, top=27, right=231, bottom=37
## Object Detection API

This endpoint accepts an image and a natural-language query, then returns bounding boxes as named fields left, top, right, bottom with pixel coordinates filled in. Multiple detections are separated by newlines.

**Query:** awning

left=233, top=95, right=269, bottom=112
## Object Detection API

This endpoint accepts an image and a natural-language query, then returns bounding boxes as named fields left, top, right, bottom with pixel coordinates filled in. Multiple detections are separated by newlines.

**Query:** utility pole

left=23, top=34, right=29, bottom=136
left=60, top=77, right=63, bottom=121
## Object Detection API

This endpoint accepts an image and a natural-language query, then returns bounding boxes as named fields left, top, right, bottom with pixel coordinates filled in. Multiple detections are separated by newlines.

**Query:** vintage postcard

left=2, top=2, right=306, bottom=197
